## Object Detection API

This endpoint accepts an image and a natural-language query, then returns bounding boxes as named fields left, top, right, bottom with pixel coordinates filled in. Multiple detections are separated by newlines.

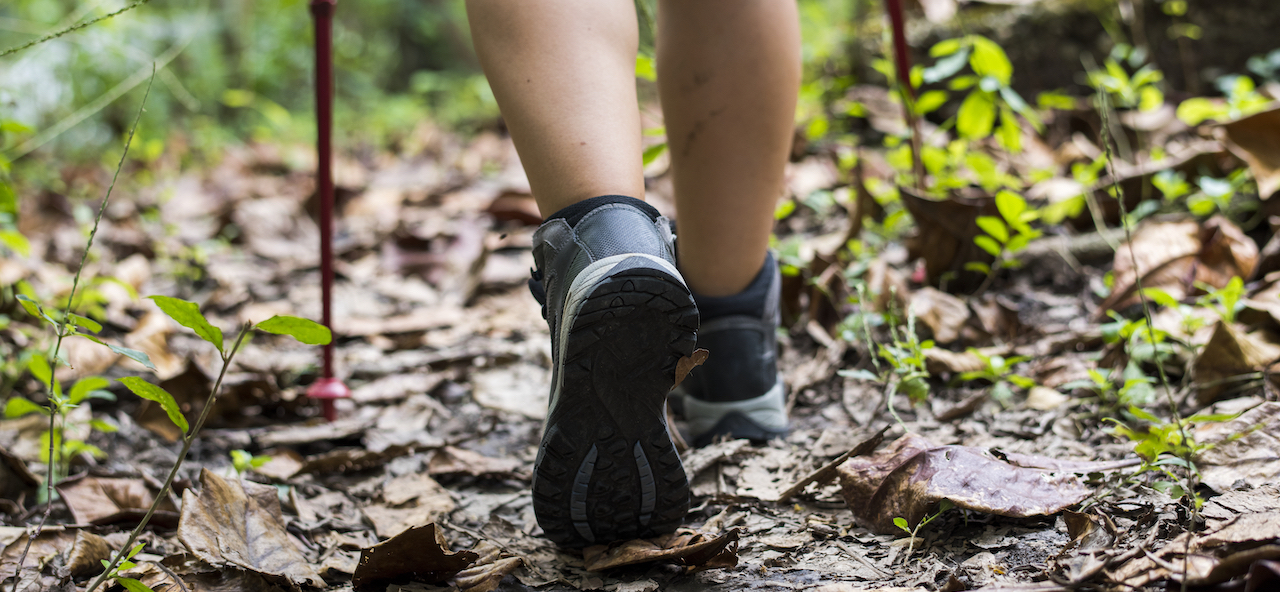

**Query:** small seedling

left=230, top=449, right=271, bottom=476
left=893, top=499, right=955, bottom=558
left=957, top=349, right=1035, bottom=405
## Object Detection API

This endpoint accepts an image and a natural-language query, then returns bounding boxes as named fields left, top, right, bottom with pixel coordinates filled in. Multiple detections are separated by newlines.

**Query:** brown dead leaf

left=452, top=541, right=523, bottom=592
left=0, top=528, right=76, bottom=585
left=673, top=348, right=710, bottom=390
left=351, top=523, right=479, bottom=592
left=1195, top=402, right=1280, bottom=492
left=297, top=444, right=415, bottom=476
left=56, top=475, right=177, bottom=526
left=581, top=528, right=740, bottom=572
left=1102, top=216, right=1259, bottom=314
left=1111, top=511, right=1280, bottom=588
left=123, top=555, right=290, bottom=592
left=425, top=446, right=526, bottom=479
left=837, top=434, right=1092, bottom=534
left=0, top=444, right=39, bottom=504
left=64, top=530, right=111, bottom=578
left=178, top=468, right=324, bottom=588
left=1192, top=322, right=1280, bottom=405
left=909, top=288, right=969, bottom=345
left=901, top=190, right=995, bottom=292
left=1222, top=106, right=1280, bottom=200
left=362, top=473, right=457, bottom=539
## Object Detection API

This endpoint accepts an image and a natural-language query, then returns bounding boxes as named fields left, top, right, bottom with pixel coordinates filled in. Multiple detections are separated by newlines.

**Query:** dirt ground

left=2, top=115, right=1280, bottom=592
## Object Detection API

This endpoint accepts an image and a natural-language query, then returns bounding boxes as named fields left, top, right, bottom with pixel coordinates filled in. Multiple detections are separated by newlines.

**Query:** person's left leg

left=657, top=0, right=801, bottom=445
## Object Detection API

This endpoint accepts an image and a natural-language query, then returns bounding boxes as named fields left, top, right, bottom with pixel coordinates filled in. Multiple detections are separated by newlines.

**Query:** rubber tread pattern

left=532, top=266, right=696, bottom=548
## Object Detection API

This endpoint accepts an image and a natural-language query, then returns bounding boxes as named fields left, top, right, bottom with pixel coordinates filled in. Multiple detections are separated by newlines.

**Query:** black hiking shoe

left=673, top=252, right=788, bottom=447
left=527, top=195, right=697, bottom=548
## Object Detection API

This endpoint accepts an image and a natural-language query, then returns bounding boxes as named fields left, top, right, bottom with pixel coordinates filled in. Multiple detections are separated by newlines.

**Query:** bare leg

left=466, top=0, right=644, bottom=216
left=657, top=0, right=801, bottom=297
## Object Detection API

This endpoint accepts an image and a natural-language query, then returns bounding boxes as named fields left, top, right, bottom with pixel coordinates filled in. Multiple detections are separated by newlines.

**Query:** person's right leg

left=467, top=0, right=695, bottom=548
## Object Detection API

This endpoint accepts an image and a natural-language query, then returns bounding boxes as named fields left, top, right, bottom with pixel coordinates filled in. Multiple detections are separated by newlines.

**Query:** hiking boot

left=527, top=195, right=697, bottom=548
left=674, top=252, right=788, bottom=448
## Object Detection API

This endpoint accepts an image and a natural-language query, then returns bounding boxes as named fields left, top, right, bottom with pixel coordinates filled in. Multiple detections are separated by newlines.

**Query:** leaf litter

left=4, top=51, right=1280, bottom=592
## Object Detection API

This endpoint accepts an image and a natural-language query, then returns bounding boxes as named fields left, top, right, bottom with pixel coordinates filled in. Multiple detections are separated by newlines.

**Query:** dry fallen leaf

left=56, top=475, right=177, bottom=527
left=901, top=190, right=995, bottom=292
left=838, top=434, right=1093, bottom=534
left=361, top=473, right=457, bottom=539
left=1195, top=402, right=1280, bottom=492
left=673, top=348, right=710, bottom=390
left=1222, top=106, right=1280, bottom=200
left=0, top=444, right=39, bottom=504
left=177, top=468, right=324, bottom=588
left=1110, top=511, right=1280, bottom=588
left=909, top=287, right=969, bottom=345
left=1102, top=216, right=1259, bottom=314
left=452, top=540, right=524, bottom=592
left=64, top=530, right=111, bottom=578
left=581, top=528, right=739, bottom=572
left=351, top=523, right=479, bottom=592
left=425, top=445, right=526, bottom=479
left=1191, top=322, right=1280, bottom=405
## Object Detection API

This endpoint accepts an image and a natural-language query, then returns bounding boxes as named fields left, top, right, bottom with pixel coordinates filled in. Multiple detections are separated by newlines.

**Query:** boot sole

left=532, top=254, right=697, bottom=548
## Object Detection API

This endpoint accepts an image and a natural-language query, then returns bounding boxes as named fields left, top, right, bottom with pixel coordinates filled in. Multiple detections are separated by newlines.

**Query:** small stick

left=776, top=426, right=889, bottom=502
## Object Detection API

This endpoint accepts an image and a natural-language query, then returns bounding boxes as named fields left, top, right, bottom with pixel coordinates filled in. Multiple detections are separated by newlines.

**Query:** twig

left=777, top=426, right=888, bottom=502
left=152, top=561, right=190, bottom=592
left=6, top=68, right=154, bottom=592
left=1096, top=88, right=1196, bottom=592
left=85, top=324, right=252, bottom=592
left=0, top=0, right=153, bottom=57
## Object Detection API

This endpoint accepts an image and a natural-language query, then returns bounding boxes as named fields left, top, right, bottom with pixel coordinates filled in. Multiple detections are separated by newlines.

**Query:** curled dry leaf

left=452, top=541, right=523, bottom=592
left=581, top=528, right=740, bottom=572
left=351, top=523, right=479, bottom=592
left=837, top=434, right=1093, bottom=534
left=63, top=530, right=111, bottom=578
left=1102, top=216, right=1258, bottom=314
left=177, top=468, right=324, bottom=588
left=908, top=287, right=969, bottom=345
left=56, top=475, right=177, bottom=527
left=901, top=190, right=995, bottom=292
left=361, top=473, right=457, bottom=539
left=1191, top=322, right=1280, bottom=405
left=0, top=444, right=39, bottom=503
left=673, top=348, right=710, bottom=390
left=1195, top=402, right=1280, bottom=492
left=1222, top=106, right=1280, bottom=201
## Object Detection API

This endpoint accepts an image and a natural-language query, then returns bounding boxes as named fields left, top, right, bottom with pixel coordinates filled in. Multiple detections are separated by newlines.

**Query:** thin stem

left=84, top=324, right=252, bottom=592
left=6, top=70, right=154, bottom=592
left=0, top=0, right=153, bottom=57
left=1096, top=88, right=1196, bottom=592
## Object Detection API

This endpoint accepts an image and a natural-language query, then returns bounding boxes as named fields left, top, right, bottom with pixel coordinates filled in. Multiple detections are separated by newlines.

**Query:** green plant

left=1106, top=407, right=1239, bottom=505
left=1184, top=171, right=1252, bottom=218
left=98, top=542, right=150, bottom=592
left=1086, top=50, right=1165, bottom=113
left=1196, top=276, right=1246, bottom=324
left=956, top=348, right=1035, bottom=405
left=921, top=35, right=1040, bottom=151
left=892, top=499, right=954, bottom=558
left=4, top=368, right=117, bottom=491
left=965, top=191, right=1042, bottom=292
left=1177, top=74, right=1272, bottom=125
left=230, top=449, right=271, bottom=476
left=840, top=298, right=934, bottom=427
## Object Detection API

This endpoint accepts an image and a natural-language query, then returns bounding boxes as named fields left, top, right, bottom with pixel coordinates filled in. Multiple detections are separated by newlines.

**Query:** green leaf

left=994, top=190, right=1027, bottom=225
left=1176, top=97, right=1226, bottom=125
left=964, top=261, right=992, bottom=275
left=90, top=419, right=119, bottom=433
left=148, top=296, right=223, bottom=353
left=28, top=353, right=52, bottom=388
left=956, top=90, right=996, bottom=139
left=996, top=108, right=1023, bottom=153
left=929, top=38, right=964, bottom=57
left=893, top=517, right=910, bottom=532
left=115, top=577, right=156, bottom=592
left=256, top=315, right=332, bottom=345
left=1139, top=288, right=1179, bottom=308
left=4, top=397, right=48, bottom=418
left=642, top=142, right=668, bottom=166
left=1139, top=86, right=1164, bottom=112
left=969, top=36, right=1012, bottom=85
left=974, top=235, right=1002, bottom=257
left=69, top=377, right=110, bottom=405
left=913, top=90, right=949, bottom=115
left=109, top=344, right=157, bottom=370
left=118, top=377, right=189, bottom=434
left=975, top=216, right=1009, bottom=243
left=923, top=48, right=970, bottom=84
left=0, top=230, right=30, bottom=257
left=634, top=54, right=657, bottom=82
left=15, top=294, right=57, bottom=327
left=68, top=313, right=102, bottom=334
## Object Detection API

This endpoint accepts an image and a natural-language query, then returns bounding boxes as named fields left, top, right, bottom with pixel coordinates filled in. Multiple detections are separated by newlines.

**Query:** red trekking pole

left=305, top=0, right=350, bottom=421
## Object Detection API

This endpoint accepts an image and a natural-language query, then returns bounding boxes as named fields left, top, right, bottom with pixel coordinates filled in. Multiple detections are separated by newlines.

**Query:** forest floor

left=2, top=99, right=1280, bottom=592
